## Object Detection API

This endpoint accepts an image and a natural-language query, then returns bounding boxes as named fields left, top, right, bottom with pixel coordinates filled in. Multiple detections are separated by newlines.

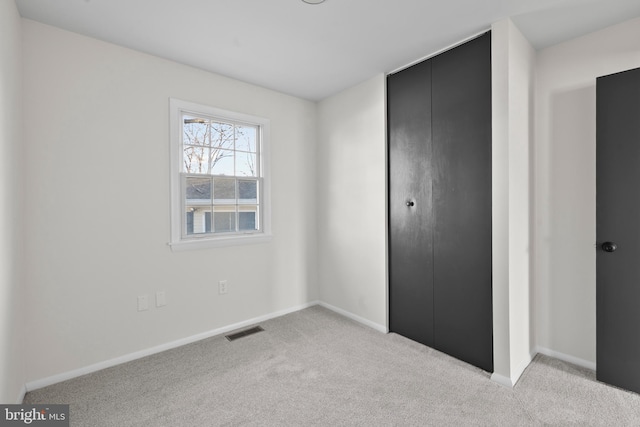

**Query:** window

left=169, top=99, right=271, bottom=250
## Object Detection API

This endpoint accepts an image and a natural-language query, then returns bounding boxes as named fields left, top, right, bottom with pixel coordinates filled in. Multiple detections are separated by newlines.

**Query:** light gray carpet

left=24, top=306, right=640, bottom=426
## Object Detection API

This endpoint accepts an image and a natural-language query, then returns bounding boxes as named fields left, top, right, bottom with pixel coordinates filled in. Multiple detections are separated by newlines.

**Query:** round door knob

left=406, top=201, right=415, bottom=207
left=602, top=242, right=617, bottom=253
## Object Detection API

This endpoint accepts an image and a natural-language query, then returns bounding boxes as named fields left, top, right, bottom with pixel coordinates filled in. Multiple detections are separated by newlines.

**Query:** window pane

left=185, top=177, right=211, bottom=204
left=238, top=180, right=258, bottom=203
left=185, top=207, right=210, bottom=235
left=236, top=151, right=257, bottom=177
left=211, top=122, right=234, bottom=150
left=239, top=207, right=258, bottom=231
left=236, top=125, right=257, bottom=152
left=211, top=149, right=234, bottom=175
left=183, top=115, right=211, bottom=147
left=183, top=146, right=211, bottom=173
left=213, top=207, right=236, bottom=233
left=214, top=178, right=236, bottom=204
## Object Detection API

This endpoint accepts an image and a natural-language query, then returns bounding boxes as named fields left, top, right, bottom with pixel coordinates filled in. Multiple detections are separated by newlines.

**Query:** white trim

left=490, top=353, right=534, bottom=388
left=534, top=346, right=596, bottom=371
left=491, top=372, right=514, bottom=388
left=317, top=301, right=388, bottom=333
left=168, top=233, right=272, bottom=251
left=25, top=301, right=317, bottom=392
left=387, top=29, right=490, bottom=76
left=168, top=98, right=272, bottom=251
left=16, top=384, right=26, bottom=403
left=512, top=353, right=535, bottom=385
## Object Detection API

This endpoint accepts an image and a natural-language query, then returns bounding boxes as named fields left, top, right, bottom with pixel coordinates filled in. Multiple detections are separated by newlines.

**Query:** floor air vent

left=225, top=326, right=264, bottom=342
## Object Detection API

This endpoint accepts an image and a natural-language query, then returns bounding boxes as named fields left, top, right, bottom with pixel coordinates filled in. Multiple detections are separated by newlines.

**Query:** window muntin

left=169, top=99, right=270, bottom=250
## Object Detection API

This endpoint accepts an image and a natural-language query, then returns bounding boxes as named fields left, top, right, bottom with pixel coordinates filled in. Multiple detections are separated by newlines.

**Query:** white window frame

left=169, top=98, right=271, bottom=251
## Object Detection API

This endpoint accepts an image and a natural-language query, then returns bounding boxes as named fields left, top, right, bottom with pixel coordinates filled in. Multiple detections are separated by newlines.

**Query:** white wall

left=22, top=20, right=318, bottom=383
left=506, top=20, right=535, bottom=383
left=0, top=0, right=25, bottom=403
left=534, top=16, right=640, bottom=365
left=491, top=19, right=535, bottom=386
left=316, top=75, right=387, bottom=331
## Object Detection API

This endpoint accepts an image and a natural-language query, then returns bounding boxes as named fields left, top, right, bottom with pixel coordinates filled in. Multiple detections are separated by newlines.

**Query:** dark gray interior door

left=388, top=33, right=492, bottom=372
left=431, top=34, right=493, bottom=371
left=596, top=67, right=640, bottom=394
left=388, top=59, right=435, bottom=347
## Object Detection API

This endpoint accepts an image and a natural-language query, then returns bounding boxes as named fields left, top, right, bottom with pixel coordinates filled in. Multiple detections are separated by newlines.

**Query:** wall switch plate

left=156, top=291, right=166, bottom=307
left=219, top=280, right=228, bottom=295
left=137, top=295, right=149, bottom=311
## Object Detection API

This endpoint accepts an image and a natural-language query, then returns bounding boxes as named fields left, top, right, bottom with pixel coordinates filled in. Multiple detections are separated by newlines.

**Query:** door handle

left=601, top=242, right=618, bottom=253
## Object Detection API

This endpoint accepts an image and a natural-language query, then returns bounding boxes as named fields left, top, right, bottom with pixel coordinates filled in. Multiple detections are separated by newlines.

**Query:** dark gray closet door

left=596, top=67, right=640, bottom=394
left=388, top=59, right=435, bottom=347
left=431, top=33, right=493, bottom=372
left=388, top=33, right=492, bottom=372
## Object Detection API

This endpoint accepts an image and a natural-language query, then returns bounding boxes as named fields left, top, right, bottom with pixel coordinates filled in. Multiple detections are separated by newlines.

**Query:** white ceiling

left=15, top=0, right=640, bottom=101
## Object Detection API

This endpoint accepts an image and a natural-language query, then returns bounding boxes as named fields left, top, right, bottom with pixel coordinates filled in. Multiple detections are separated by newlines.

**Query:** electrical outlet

left=156, top=291, right=166, bottom=307
left=219, top=280, right=228, bottom=295
left=137, top=295, right=149, bottom=311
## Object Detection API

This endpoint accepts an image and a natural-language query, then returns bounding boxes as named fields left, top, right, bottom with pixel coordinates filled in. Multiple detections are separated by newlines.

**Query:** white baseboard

left=19, top=301, right=599, bottom=395
left=317, top=301, right=388, bottom=333
left=23, top=301, right=397, bottom=393
left=16, top=384, right=26, bottom=404
left=492, top=348, right=595, bottom=389
left=25, top=301, right=318, bottom=392
left=490, top=352, right=534, bottom=388
left=534, top=346, right=596, bottom=371
left=512, top=352, right=535, bottom=385
left=491, top=372, right=514, bottom=388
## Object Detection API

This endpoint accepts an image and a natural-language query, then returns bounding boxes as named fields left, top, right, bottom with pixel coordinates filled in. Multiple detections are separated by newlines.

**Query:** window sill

left=169, top=233, right=273, bottom=251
